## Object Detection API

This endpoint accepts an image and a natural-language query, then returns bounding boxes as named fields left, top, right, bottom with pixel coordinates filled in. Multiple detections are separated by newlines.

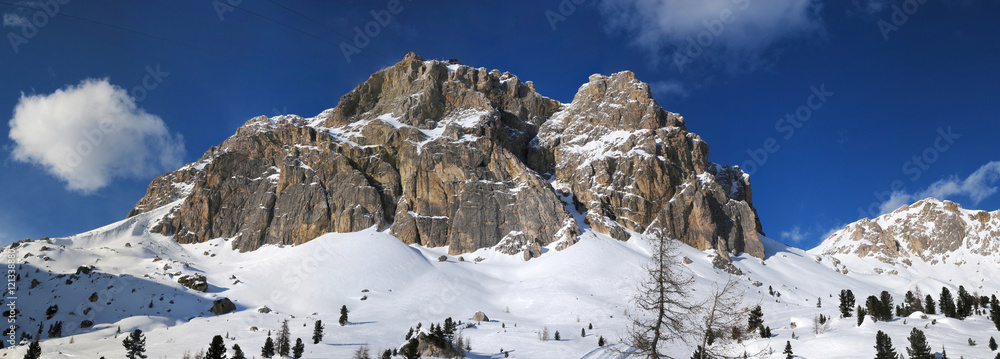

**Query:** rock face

left=128, top=52, right=766, bottom=259
left=813, top=198, right=1000, bottom=268
left=531, top=72, right=764, bottom=259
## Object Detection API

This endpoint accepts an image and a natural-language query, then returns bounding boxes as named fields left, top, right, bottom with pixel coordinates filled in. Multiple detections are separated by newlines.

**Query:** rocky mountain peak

left=128, top=53, right=766, bottom=259
left=814, top=197, right=1000, bottom=269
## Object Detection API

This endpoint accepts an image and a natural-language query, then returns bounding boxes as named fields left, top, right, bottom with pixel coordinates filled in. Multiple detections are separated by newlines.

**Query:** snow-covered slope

left=4, top=199, right=1000, bottom=358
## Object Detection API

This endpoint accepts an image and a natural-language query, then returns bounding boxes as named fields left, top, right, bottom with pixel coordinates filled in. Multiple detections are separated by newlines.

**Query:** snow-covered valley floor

left=2, top=205, right=999, bottom=358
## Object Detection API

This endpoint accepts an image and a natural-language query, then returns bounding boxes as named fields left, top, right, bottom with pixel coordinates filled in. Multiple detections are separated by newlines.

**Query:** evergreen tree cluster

left=955, top=286, right=976, bottom=319
left=259, top=320, right=309, bottom=359
left=839, top=289, right=856, bottom=318
left=864, top=292, right=894, bottom=322
left=896, top=290, right=924, bottom=317
left=399, top=318, right=467, bottom=358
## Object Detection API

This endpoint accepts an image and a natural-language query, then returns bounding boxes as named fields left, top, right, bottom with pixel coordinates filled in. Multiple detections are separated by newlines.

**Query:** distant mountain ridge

left=812, top=198, right=1000, bottom=289
left=127, top=52, right=765, bottom=259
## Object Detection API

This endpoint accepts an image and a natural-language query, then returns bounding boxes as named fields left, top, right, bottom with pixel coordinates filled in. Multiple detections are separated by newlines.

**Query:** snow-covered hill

left=3, top=199, right=1000, bottom=358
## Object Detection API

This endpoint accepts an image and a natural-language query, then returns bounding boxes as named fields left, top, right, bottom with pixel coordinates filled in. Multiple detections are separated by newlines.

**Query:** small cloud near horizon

left=877, top=161, right=1000, bottom=214
left=780, top=226, right=807, bottom=243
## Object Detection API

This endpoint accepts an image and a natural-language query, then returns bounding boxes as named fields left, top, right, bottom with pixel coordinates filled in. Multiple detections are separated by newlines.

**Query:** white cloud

left=599, top=0, right=825, bottom=72
left=877, top=161, right=1000, bottom=214
left=2, top=13, right=28, bottom=29
left=8, top=78, right=185, bottom=193
left=780, top=226, right=806, bottom=243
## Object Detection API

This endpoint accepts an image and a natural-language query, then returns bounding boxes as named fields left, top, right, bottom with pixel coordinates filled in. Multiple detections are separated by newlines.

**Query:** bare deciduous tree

left=624, top=231, right=702, bottom=358
left=696, top=275, right=768, bottom=359
left=624, top=231, right=770, bottom=359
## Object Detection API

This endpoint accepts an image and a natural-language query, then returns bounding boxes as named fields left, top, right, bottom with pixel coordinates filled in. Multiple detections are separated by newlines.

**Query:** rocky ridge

left=813, top=198, right=1000, bottom=271
left=128, top=52, right=765, bottom=259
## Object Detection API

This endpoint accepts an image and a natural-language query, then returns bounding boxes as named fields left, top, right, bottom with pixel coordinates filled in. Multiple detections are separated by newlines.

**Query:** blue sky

left=1, top=0, right=999, bottom=249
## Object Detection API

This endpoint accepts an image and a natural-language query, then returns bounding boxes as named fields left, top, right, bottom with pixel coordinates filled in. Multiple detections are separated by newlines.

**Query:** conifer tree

left=839, top=289, right=855, bottom=318
left=990, top=295, right=1000, bottom=331
left=925, top=295, right=936, bottom=315
left=940, top=287, right=956, bottom=318
left=313, top=320, right=325, bottom=344
left=598, top=336, right=606, bottom=347
left=554, top=330, right=561, bottom=341
left=122, top=329, right=148, bottom=359
left=874, top=330, right=897, bottom=359
left=783, top=341, right=793, bottom=359
left=866, top=296, right=881, bottom=322
left=748, top=305, right=764, bottom=331
left=400, top=338, right=420, bottom=359
left=857, top=306, right=866, bottom=326
left=292, top=338, right=305, bottom=359
left=904, top=290, right=923, bottom=313
left=206, top=335, right=227, bottom=359
left=23, top=341, right=41, bottom=359
left=278, top=319, right=291, bottom=356
left=381, top=349, right=392, bottom=359
left=581, top=328, right=586, bottom=337
left=990, top=336, right=997, bottom=351
left=261, top=336, right=275, bottom=358
left=906, top=328, right=932, bottom=359
left=232, top=344, right=246, bottom=359
left=340, top=305, right=349, bottom=326
left=444, top=317, right=455, bottom=339
left=957, top=286, right=973, bottom=319
left=956, top=295, right=969, bottom=319
left=879, top=291, right=894, bottom=321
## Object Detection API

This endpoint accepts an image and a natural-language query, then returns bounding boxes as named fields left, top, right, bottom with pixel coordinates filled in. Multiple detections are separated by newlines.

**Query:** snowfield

left=1, top=202, right=998, bottom=358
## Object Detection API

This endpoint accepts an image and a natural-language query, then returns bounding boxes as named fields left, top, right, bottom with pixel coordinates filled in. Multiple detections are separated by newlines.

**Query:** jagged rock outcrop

left=531, top=72, right=764, bottom=258
left=814, top=198, right=1000, bottom=267
left=129, top=52, right=766, bottom=259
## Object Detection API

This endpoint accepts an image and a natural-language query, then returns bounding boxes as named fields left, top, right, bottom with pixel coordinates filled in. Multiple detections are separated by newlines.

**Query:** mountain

left=7, top=54, right=1000, bottom=358
left=812, top=197, right=1000, bottom=291
left=127, top=52, right=764, bottom=259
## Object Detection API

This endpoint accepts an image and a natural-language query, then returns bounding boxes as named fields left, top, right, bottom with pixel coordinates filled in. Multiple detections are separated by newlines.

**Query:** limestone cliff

left=129, top=52, right=766, bottom=259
